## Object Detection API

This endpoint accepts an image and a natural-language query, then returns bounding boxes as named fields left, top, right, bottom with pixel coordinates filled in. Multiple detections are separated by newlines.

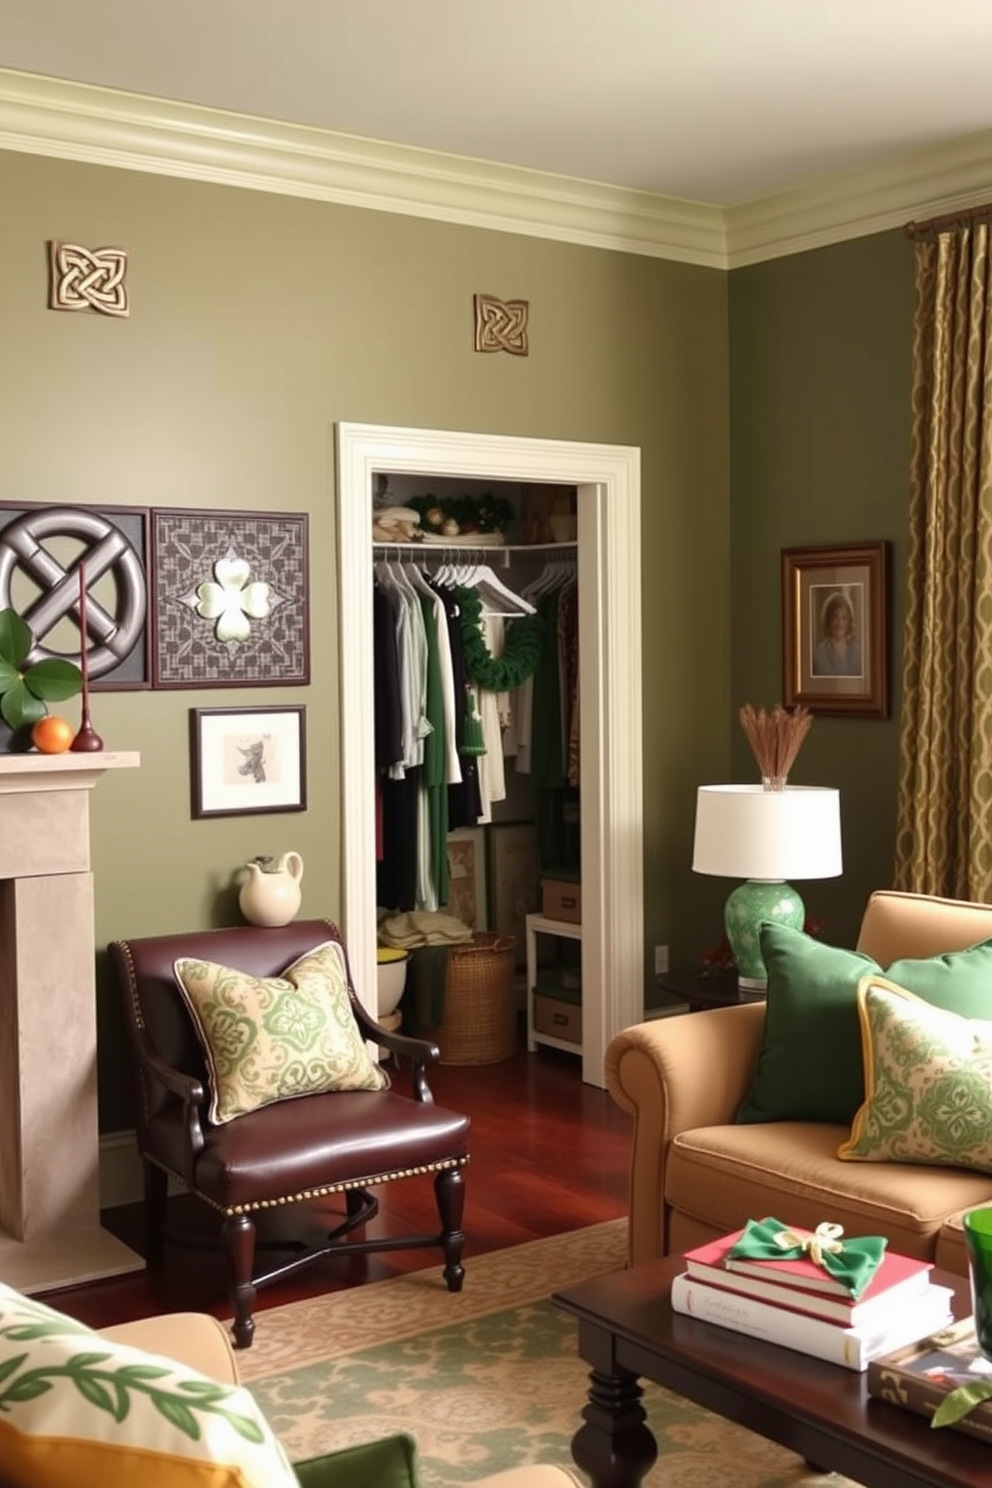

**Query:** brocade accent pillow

left=174, top=939, right=388, bottom=1124
left=736, top=923, right=992, bottom=1125
left=838, top=975, right=992, bottom=1172
left=0, top=1282, right=297, bottom=1488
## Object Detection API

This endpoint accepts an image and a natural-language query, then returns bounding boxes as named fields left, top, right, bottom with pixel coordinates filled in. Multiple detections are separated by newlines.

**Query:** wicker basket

left=420, top=931, right=517, bottom=1065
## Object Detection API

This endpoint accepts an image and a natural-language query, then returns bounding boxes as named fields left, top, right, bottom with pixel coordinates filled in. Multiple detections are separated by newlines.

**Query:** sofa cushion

left=0, top=1281, right=296, bottom=1488
left=736, top=923, right=992, bottom=1125
left=937, top=1211, right=971, bottom=1275
left=839, top=976, right=992, bottom=1172
left=174, top=939, right=387, bottom=1124
left=665, top=1120, right=992, bottom=1263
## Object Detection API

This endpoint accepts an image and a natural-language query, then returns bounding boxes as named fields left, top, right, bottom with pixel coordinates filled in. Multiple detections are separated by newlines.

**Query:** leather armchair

left=109, top=919, right=470, bottom=1347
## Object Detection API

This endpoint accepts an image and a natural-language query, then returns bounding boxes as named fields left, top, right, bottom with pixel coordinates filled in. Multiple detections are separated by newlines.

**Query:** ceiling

left=5, top=0, right=992, bottom=208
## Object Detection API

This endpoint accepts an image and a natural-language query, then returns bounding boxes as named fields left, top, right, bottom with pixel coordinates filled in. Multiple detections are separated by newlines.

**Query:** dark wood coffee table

left=553, top=1253, right=988, bottom=1488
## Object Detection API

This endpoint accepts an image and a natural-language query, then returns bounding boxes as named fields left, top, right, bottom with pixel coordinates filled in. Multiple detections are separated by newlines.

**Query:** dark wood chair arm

left=133, top=1026, right=208, bottom=1167
left=350, top=1000, right=441, bottom=1101
left=135, top=1028, right=206, bottom=1104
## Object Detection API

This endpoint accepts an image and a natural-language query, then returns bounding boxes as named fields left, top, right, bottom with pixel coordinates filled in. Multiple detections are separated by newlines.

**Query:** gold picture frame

left=781, top=541, right=890, bottom=718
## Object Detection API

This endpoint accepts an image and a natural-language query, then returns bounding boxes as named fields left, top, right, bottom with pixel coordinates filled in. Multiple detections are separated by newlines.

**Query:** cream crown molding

left=0, top=68, right=726, bottom=267
left=2, top=67, right=991, bottom=268
left=726, top=126, right=992, bottom=267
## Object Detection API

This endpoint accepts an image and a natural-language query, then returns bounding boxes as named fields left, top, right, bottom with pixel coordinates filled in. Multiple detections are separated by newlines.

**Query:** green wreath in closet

left=454, top=586, right=545, bottom=690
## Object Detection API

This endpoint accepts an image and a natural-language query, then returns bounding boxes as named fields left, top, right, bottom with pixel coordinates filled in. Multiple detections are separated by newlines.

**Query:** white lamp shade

left=692, top=784, right=842, bottom=882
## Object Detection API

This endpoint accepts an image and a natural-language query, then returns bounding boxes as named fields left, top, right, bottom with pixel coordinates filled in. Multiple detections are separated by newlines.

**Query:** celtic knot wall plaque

left=151, top=509, right=310, bottom=688
left=474, top=293, right=529, bottom=356
left=48, top=241, right=129, bottom=318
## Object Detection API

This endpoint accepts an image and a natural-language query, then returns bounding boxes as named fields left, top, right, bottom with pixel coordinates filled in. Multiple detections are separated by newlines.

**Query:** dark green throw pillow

left=293, top=1432, right=420, bottom=1488
left=736, top=923, right=992, bottom=1125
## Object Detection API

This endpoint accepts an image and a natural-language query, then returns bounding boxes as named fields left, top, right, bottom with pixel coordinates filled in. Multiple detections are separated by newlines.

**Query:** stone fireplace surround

left=0, top=751, right=145, bottom=1291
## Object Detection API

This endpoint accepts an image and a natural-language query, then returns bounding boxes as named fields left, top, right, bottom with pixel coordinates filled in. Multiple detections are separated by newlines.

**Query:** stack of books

left=867, top=1318, right=992, bottom=1440
left=671, top=1225, right=955, bottom=1371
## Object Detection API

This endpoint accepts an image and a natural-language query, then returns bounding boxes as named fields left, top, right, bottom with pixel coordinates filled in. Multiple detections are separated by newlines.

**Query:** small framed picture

left=189, top=705, right=307, bottom=819
left=445, top=827, right=488, bottom=931
left=781, top=542, right=890, bottom=718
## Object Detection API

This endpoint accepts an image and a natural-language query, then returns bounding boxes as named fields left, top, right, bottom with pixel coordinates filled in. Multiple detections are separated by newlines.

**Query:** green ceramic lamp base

left=724, top=879, right=804, bottom=990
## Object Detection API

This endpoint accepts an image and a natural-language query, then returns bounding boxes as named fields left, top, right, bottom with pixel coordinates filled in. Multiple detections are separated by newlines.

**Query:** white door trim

left=335, top=422, right=643, bottom=1087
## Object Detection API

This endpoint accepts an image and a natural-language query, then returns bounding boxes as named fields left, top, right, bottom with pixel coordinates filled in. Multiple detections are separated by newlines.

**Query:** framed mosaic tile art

left=151, top=509, right=309, bottom=688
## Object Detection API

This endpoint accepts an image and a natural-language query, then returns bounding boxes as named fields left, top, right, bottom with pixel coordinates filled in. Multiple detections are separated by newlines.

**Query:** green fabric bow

left=727, top=1216, right=887, bottom=1299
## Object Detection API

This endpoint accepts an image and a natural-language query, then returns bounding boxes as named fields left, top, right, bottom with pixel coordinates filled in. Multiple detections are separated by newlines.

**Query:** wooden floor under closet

left=44, top=1037, right=631, bottom=1333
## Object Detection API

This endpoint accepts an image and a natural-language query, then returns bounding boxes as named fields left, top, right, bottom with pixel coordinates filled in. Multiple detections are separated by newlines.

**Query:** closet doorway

left=335, top=423, right=643, bottom=1088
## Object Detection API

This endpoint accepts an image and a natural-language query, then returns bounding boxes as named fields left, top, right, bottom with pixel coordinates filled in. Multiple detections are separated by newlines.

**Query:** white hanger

left=523, top=555, right=574, bottom=601
left=464, top=564, right=536, bottom=616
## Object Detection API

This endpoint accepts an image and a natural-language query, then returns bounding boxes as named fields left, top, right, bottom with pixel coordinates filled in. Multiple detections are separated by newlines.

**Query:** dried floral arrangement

left=406, top=492, right=514, bottom=539
left=738, top=702, right=812, bottom=784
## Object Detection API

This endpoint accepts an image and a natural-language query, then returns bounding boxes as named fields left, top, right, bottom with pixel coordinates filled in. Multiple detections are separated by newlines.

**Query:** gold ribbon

left=772, top=1221, right=844, bottom=1270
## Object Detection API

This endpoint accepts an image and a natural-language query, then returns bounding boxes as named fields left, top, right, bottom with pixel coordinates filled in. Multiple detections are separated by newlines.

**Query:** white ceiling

left=5, top=0, right=992, bottom=208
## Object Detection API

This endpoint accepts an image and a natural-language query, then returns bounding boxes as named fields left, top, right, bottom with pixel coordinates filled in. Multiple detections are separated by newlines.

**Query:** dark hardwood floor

left=46, top=1042, right=633, bottom=1333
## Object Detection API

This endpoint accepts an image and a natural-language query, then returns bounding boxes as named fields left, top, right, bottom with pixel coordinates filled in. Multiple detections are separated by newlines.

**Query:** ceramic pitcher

left=238, top=851, right=304, bottom=927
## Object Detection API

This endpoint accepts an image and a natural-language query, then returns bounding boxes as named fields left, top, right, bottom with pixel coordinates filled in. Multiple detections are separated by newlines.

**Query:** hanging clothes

left=527, top=574, right=580, bottom=872
left=427, top=574, right=484, bottom=831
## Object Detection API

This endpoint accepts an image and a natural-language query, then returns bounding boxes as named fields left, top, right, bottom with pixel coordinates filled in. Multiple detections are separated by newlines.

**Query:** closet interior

left=372, top=471, right=585, bottom=1057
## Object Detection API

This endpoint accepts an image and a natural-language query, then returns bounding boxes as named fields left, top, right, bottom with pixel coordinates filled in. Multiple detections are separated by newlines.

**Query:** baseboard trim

left=99, top=1130, right=185, bottom=1210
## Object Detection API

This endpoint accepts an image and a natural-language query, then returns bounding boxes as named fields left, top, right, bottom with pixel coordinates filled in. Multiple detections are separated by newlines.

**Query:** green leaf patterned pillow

left=0, top=1281, right=297, bottom=1487
left=174, top=939, right=388, bottom=1124
left=838, top=974, right=992, bottom=1171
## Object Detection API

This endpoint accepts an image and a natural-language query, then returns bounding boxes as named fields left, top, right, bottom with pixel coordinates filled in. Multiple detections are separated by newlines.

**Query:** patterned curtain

left=894, top=222, right=992, bottom=897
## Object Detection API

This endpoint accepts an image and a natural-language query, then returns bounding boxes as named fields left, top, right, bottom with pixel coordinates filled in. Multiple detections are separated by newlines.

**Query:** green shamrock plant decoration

left=0, top=607, right=83, bottom=731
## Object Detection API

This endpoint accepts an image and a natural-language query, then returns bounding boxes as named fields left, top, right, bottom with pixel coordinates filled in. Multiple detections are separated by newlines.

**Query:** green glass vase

left=964, top=1206, right=992, bottom=1360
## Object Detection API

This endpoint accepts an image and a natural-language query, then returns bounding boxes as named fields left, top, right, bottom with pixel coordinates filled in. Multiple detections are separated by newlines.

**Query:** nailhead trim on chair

left=146, top=1153, right=470, bottom=1216
left=221, top=1156, right=470, bottom=1216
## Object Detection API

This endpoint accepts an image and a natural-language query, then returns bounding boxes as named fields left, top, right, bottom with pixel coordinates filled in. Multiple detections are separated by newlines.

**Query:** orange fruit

left=31, top=715, right=74, bottom=754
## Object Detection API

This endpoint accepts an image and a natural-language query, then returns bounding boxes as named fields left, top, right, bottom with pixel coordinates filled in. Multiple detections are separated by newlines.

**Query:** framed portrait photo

left=781, top=542, right=890, bottom=718
left=189, top=705, right=307, bottom=819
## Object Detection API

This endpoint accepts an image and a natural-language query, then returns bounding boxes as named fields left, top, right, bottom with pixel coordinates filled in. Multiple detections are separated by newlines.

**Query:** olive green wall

left=0, top=149, right=730, bottom=1128
left=727, top=228, right=917, bottom=949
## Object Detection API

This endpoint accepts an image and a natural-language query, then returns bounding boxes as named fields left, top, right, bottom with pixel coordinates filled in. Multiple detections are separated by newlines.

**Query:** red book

left=684, top=1226, right=933, bottom=1326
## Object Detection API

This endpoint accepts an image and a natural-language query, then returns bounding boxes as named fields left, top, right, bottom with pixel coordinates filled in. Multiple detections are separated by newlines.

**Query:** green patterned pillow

left=736, top=923, right=992, bottom=1124
left=838, top=975, right=992, bottom=1171
left=175, top=940, right=388, bottom=1124
left=0, top=1281, right=296, bottom=1487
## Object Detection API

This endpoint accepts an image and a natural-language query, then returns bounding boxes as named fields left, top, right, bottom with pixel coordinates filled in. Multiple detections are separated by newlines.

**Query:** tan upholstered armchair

left=109, top=919, right=470, bottom=1347
left=606, top=891, right=992, bottom=1274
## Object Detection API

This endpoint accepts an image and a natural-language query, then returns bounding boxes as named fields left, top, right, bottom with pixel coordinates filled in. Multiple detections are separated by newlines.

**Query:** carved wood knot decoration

left=48, top=241, right=129, bottom=318
left=474, top=293, right=529, bottom=356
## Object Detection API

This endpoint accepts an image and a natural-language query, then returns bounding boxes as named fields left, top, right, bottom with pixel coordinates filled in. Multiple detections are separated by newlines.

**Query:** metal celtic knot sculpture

left=474, top=293, right=529, bottom=356
left=0, top=507, right=146, bottom=679
left=48, top=241, right=130, bottom=318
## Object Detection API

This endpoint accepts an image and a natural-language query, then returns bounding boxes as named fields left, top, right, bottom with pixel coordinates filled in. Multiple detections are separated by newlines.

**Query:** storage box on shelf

left=526, top=912, right=582, bottom=1054
left=533, top=982, right=582, bottom=1044
left=541, top=872, right=581, bottom=924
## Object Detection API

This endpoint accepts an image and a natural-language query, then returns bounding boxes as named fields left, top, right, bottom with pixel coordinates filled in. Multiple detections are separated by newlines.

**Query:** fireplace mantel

left=0, top=750, right=140, bottom=790
left=0, top=749, right=145, bottom=1291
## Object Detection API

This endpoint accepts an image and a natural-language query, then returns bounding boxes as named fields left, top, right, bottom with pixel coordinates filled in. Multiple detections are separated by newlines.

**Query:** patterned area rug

left=235, top=1221, right=856, bottom=1487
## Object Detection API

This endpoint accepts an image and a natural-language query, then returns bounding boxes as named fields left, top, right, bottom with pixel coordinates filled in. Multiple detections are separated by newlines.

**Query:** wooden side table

left=654, top=969, right=764, bottom=1013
